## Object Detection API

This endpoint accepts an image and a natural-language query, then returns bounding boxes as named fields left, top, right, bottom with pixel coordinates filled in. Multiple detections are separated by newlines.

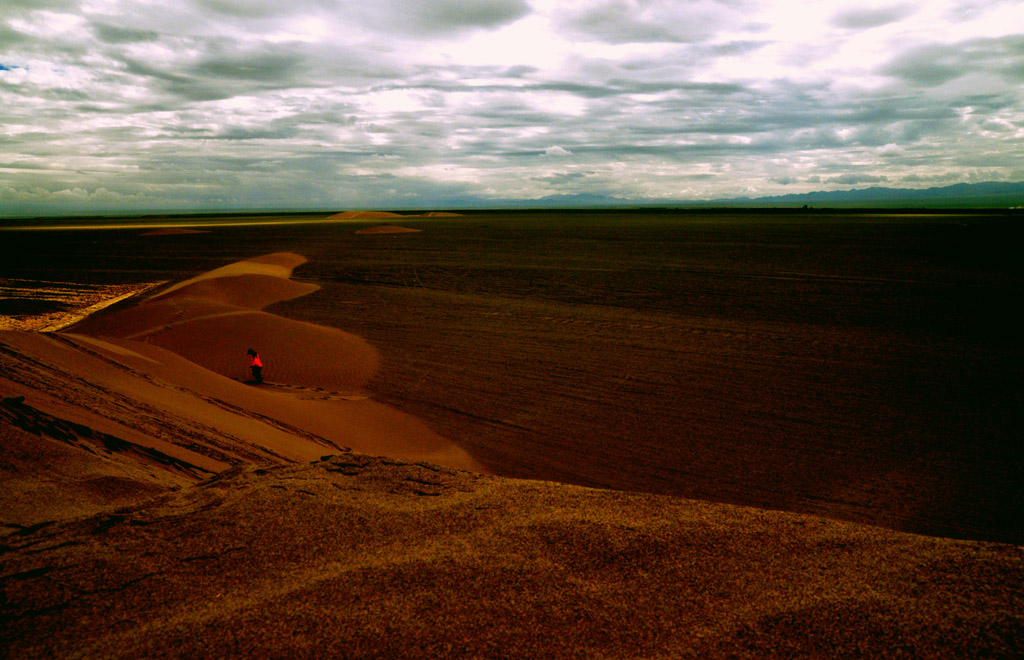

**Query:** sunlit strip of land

left=1, top=218, right=333, bottom=231
left=0, top=210, right=458, bottom=231
left=0, top=282, right=164, bottom=331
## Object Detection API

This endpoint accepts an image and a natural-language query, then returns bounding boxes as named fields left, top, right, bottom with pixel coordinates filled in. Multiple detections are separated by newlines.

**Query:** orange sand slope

left=3, top=455, right=1021, bottom=659
left=0, top=329, right=483, bottom=523
left=0, top=253, right=485, bottom=524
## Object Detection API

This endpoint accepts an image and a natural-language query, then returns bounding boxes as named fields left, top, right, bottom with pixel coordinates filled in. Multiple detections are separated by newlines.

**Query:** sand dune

left=1, top=253, right=486, bottom=528
left=73, top=253, right=378, bottom=392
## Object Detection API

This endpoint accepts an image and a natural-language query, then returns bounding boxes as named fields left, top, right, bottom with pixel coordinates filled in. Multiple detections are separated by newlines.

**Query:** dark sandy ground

left=2, top=211, right=1023, bottom=657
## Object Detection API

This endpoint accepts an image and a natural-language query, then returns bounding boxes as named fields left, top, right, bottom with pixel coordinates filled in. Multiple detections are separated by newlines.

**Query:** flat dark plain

left=5, top=209, right=1022, bottom=543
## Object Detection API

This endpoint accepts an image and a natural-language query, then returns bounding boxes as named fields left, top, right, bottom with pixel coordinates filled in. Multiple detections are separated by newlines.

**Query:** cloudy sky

left=2, top=0, right=1023, bottom=215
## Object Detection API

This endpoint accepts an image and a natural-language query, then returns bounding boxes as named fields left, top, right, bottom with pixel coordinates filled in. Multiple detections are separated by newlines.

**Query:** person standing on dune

left=247, top=348, right=264, bottom=384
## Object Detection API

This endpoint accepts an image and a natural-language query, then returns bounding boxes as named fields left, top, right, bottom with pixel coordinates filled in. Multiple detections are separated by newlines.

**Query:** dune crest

left=152, top=252, right=309, bottom=299
left=73, top=252, right=375, bottom=392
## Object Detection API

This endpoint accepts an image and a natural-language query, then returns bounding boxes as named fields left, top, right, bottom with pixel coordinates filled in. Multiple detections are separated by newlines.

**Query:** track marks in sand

left=250, top=381, right=371, bottom=401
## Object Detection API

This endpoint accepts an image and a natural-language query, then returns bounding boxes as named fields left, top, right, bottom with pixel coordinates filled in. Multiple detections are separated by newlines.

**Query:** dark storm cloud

left=196, top=0, right=532, bottom=32
left=196, top=0, right=289, bottom=19
left=192, top=50, right=307, bottom=83
left=347, top=0, right=531, bottom=36
left=882, top=35, right=1024, bottom=86
left=398, top=0, right=531, bottom=33
left=0, top=23, right=30, bottom=47
left=532, top=172, right=593, bottom=185
left=828, top=174, right=889, bottom=184
left=831, top=5, right=914, bottom=29
left=554, top=0, right=743, bottom=44
left=0, top=0, right=76, bottom=11
left=93, top=23, right=161, bottom=44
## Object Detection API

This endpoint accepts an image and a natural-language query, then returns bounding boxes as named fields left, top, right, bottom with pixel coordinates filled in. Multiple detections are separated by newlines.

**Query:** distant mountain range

left=718, top=181, right=1024, bottom=208
left=478, top=181, right=1024, bottom=209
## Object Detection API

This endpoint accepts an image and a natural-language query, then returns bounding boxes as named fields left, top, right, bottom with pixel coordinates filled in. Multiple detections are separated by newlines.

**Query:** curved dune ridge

left=76, top=253, right=376, bottom=392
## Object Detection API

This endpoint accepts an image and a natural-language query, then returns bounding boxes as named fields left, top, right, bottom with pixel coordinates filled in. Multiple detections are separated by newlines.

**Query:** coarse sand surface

left=1, top=454, right=1021, bottom=659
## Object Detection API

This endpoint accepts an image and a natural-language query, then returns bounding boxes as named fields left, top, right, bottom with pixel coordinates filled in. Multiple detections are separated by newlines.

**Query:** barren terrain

left=2, top=210, right=1022, bottom=657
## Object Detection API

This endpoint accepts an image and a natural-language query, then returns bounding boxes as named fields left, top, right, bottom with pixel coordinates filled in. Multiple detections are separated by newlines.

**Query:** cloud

left=399, top=0, right=531, bottom=33
left=533, top=171, right=591, bottom=184
left=92, top=23, right=161, bottom=44
left=831, top=5, right=915, bottom=29
left=192, top=49, right=307, bottom=83
left=882, top=35, right=1024, bottom=87
left=348, top=0, right=531, bottom=37
left=827, top=174, right=889, bottom=185
left=554, top=0, right=742, bottom=44
left=1, top=0, right=1022, bottom=215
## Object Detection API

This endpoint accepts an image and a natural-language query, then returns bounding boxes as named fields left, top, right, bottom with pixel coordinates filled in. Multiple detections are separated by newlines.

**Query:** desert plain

left=1, top=209, right=1022, bottom=658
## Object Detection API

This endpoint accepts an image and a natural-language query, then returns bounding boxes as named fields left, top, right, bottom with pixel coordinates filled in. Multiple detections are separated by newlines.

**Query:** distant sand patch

left=355, top=225, right=422, bottom=235
left=141, top=228, right=209, bottom=236
left=420, top=211, right=464, bottom=217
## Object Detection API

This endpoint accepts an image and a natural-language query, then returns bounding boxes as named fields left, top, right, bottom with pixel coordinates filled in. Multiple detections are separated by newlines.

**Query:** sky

left=1, top=0, right=1023, bottom=215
